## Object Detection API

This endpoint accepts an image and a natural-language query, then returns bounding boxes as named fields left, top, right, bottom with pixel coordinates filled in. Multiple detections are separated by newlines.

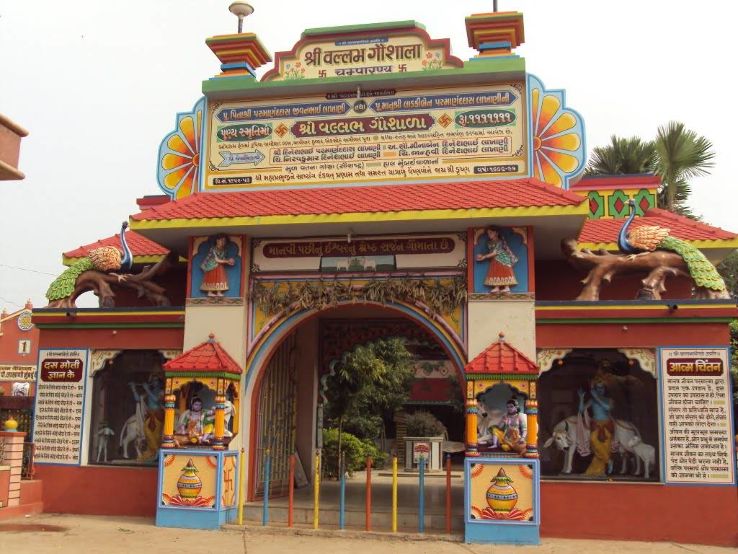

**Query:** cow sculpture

left=543, top=415, right=642, bottom=475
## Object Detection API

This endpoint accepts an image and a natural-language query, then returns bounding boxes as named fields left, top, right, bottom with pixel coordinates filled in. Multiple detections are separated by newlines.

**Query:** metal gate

left=255, top=333, right=297, bottom=497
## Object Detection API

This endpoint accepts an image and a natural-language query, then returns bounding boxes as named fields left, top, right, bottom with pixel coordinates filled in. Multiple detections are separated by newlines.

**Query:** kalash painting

left=469, top=463, right=535, bottom=521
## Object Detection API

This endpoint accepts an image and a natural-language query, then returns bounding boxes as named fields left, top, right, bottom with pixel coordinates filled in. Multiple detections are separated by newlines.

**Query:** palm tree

left=584, top=122, right=715, bottom=217
left=585, top=136, right=656, bottom=176
left=654, top=121, right=715, bottom=213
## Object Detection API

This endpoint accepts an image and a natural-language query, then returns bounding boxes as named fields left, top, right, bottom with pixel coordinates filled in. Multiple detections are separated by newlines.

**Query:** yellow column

left=391, top=455, right=398, bottom=532
left=313, top=451, right=321, bottom=529
left=465, top=398, right=479, bottom=456
left=525, top=399, right=539, bottom=458
left=161, top=391, right=176, bottom=448
left=212, top=393, right=226, bottom=450
left=237, top=447, right=246, bottom=525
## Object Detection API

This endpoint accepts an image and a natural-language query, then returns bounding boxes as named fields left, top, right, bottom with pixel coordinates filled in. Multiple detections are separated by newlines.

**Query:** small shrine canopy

left=63, top=230, right=168, bottom=265
left=579, top=208, right=738, bottom=255
left=465, top=332, right=537, bottom=380
left=164, top=333, right=242, bottom=379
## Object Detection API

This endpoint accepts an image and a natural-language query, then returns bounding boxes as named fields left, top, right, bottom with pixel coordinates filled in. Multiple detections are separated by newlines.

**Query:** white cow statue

left=543, top=415, right=641, bottom=475
left=120, top=409, right=146, bottom=459
left=11, top=382, right=30, bottom=396
left=476, top=404, right=503, bottom=446
left=626, top=436, right=655, bottom=479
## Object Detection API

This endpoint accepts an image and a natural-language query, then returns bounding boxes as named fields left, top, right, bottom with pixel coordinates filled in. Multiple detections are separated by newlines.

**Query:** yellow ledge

left=578, top=238, right=738, bottom=251
left=130, top=204, right=589, bottom=231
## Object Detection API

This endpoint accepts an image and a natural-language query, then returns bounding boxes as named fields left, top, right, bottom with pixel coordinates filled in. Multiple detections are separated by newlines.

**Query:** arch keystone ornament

left=157, top=98, right=205, bottom=200
left=527, top=74, right=585, bottom=189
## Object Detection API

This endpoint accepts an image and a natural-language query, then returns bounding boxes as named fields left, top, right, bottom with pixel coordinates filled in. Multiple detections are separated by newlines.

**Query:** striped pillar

left=0, top=431, right=26, bottom=507
left=524, top=399, right=539, bottom=458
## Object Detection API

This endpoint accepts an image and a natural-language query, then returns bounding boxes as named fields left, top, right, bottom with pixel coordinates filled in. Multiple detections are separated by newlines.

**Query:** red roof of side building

left=63, top=231, right=169, bottom=262
left=130, top=179, right=586, bottom=222
left=465, top=333, right=537, bottom=376
left=163, top=334, right=242, bottom=376
left=579, top=208, right=738, bottom=245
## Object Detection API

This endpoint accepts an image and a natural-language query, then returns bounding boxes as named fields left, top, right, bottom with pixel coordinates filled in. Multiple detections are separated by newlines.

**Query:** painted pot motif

left=177, top=458, right=203, bottom=500
left=486, top=467, right=518, bottom=512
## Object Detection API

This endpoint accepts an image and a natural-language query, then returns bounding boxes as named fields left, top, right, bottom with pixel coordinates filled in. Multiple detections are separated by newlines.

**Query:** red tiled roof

left=579, top=208, right=737, bottom=244
left=131, top=179, right=585, bottom=222
left=465, top=333, right=537, bottom=376
left=64, top=231, right=169, bottom=259
left=164, top=334, right=242, bottom=375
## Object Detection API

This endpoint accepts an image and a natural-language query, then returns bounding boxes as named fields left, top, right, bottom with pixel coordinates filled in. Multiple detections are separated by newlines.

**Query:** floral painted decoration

left=283, top=61, right=306, bottom=80
left=527, top=75, right=585, bottom=189
left=422, top=51, right=444, bottom=71
left=157, top=98, right=204, bottom=200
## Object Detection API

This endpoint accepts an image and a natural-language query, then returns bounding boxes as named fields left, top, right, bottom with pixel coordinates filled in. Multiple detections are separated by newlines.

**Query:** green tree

left=322, top=337, right=415, bottom=467
left=585, top=122, right=715, bottom=217
left=654, top=122, right=715, bottom=213
left=585, top=136, right=656, bottom=176
left=716, top=252, right=738, bottom=299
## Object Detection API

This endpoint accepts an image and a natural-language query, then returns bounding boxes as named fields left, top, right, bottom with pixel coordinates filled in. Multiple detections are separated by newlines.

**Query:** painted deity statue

left=476, top=227, right=518, bottom=293
left=128, top=376, right=164, bottom=461
left=176, top=396, right=215, bottom=444
left=199, top=235, right=235, bottom=297
left=577, top=373, right=614, bottom=476
left=490, top=398, right=527, bottom=455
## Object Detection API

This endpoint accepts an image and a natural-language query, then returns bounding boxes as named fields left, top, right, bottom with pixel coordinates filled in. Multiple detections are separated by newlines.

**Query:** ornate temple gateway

left=27, top=7, right=737, bottom=546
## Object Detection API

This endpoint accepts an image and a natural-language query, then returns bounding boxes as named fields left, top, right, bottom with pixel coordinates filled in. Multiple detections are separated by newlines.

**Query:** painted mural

left=220, top=454, right=237, bottom=508
left=161, top=454, right=217, bottom=508
left=472, top=227, right=529, bottom=294
left=468, top=462, right=535, bottom=522
left=191, top=235, right=243, bottom=299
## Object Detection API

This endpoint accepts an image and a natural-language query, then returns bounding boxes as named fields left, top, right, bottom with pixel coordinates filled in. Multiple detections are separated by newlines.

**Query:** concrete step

left=244, top=504, right=464, bottom=532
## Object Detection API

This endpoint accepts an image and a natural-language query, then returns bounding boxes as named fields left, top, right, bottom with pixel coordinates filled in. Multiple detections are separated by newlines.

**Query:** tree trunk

left=47, top=251, right=179, bottom=308
left=560, top=239, right=724, bottom=300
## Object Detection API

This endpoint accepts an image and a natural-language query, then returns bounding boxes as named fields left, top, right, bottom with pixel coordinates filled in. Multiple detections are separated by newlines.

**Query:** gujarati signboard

left=659, top=347, right=735, bottom=485
left=252, top=233, right=465, bottom=273
left=262, top=29, right=463, bottom=81
left=205, top=83, right=528, bottom=190
left=33, top=349, right=88, bottom=465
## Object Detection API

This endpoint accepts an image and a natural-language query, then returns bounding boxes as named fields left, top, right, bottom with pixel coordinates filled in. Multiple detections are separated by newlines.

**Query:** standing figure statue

left=578, top=373, right=614, bottom=476
left=200, top=235, right=235, bottom=297
left=476, top=227, right=518, bottom=293
left=96, top=422, right=116, bottom=463
left=491, top=398, right=527, bottom=455
left=128, top=376, right=164, bottom=461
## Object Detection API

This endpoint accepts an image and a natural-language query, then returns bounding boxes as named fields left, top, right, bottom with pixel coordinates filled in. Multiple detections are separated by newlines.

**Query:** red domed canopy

left=465, top=332, right=537, bottom=379
left=164, top=333, right=242, bottom=379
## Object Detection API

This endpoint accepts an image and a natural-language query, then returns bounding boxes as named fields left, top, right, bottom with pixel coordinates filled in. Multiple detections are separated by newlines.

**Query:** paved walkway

left=0, top=514, right=734, bottom=554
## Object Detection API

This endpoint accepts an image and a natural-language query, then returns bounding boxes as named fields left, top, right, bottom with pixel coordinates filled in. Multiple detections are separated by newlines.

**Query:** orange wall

left=537, top=322, right=730, bottom=349
left=0, top=314, right=39, bottom=365
left=0, top=466, right=9, bottom=507
left=36, top=465, right=157, bottom=516
left=38, top=327, right=183, bottom=350
left=541, top=481, right=738, bottom=546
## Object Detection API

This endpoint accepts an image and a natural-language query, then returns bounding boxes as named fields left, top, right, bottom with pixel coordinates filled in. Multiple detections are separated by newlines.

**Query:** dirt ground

left=0, top=514, right=734, bottom=554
